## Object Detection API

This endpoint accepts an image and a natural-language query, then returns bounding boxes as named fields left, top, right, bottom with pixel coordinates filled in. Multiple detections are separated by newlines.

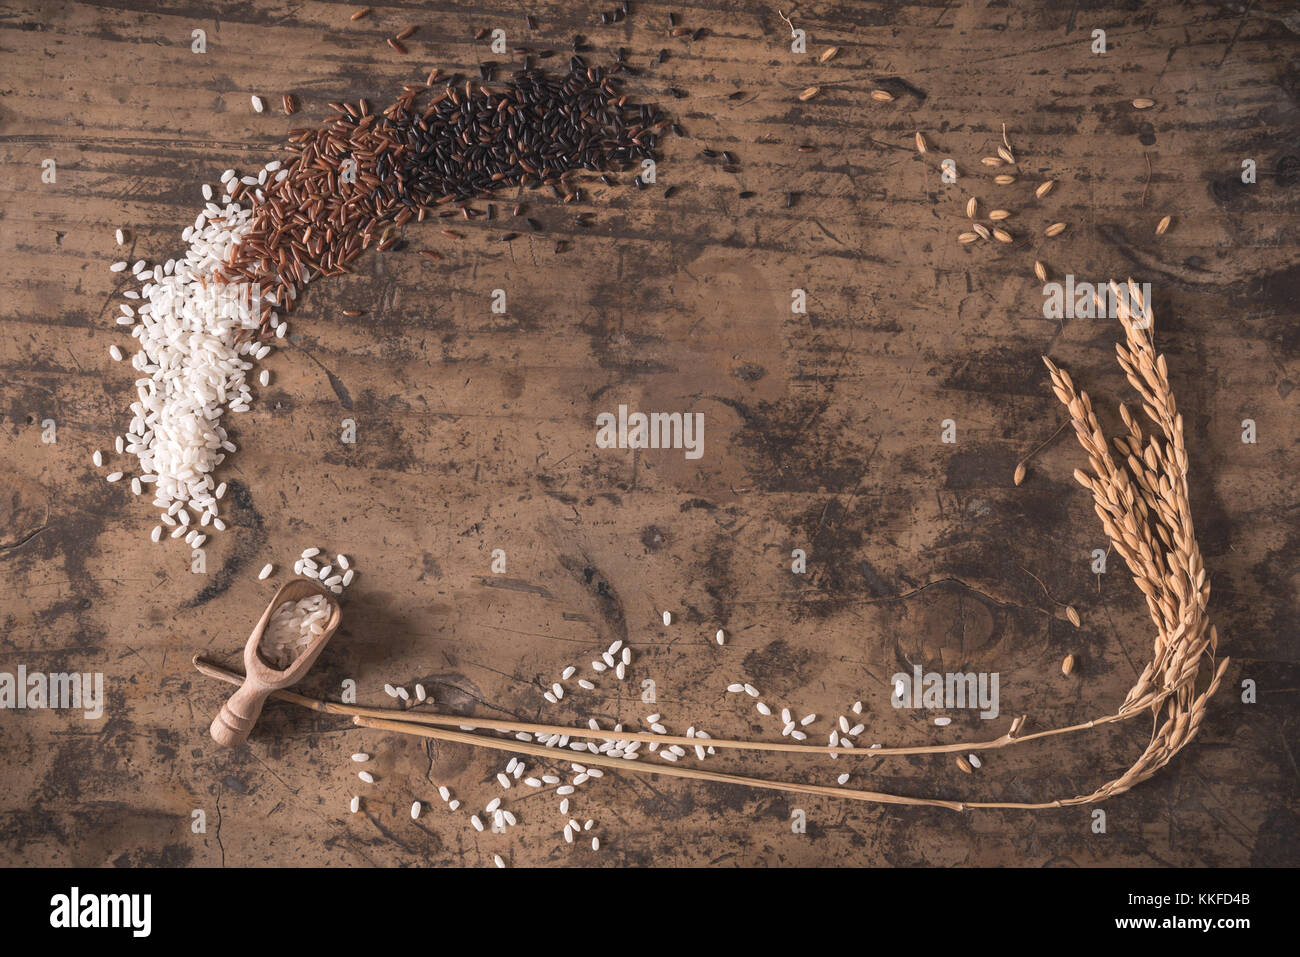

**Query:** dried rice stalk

left=1011, top=280, right=1227, bottom=807
left=194, top=287, right=1226, bottom=810
left=361, top=295, right=1226, bottom=811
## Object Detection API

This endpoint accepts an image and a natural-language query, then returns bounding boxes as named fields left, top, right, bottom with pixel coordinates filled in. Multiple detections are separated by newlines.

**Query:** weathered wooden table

left=1, top=0, right=1296, bottom=867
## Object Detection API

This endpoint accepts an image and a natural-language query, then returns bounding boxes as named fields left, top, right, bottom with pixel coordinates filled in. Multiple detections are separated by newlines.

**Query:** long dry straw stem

left=195, top=293, right=1227, bottom=807
left=352, top=714, right=968, bottom=810
left=192, top=656, right=1110, bottom=757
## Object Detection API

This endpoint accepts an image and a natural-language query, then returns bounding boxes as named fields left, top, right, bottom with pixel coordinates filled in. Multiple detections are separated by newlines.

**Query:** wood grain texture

left=0, top=0, right=1297, bottom=867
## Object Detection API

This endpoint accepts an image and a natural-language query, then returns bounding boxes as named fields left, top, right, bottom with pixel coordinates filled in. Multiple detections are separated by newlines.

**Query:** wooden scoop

left=209, top=578, right=341, bottom=747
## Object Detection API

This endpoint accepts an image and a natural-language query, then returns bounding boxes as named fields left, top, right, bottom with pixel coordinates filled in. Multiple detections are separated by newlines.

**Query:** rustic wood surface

left=1, top=0, right=1297, bottom=868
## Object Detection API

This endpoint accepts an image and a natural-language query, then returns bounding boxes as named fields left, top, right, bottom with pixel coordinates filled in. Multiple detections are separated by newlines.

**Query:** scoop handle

left=210, top=678, right=273, bottom=747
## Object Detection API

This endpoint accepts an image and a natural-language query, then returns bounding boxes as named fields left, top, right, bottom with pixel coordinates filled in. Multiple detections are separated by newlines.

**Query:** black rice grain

left=222, top=59, right=667, bottom=336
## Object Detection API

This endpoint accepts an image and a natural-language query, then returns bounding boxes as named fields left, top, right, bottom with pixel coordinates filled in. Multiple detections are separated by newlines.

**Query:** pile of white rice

left=260, top=594, right=332, bottom=669
left=98, top=162, right=294, bottom=544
